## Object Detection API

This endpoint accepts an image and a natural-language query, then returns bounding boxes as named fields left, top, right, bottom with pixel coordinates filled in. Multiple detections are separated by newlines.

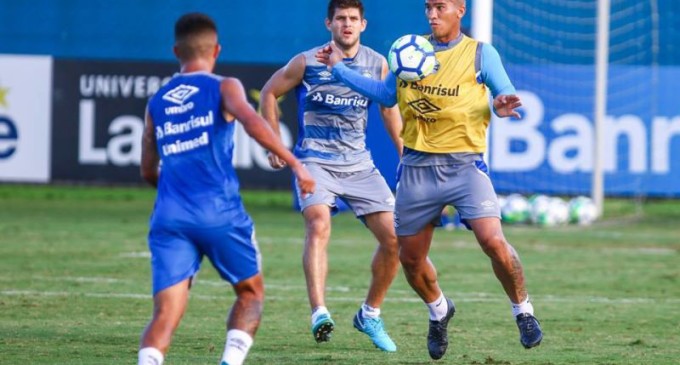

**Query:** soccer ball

left=501, top=194, right=530, bottom=224
left=547, top=197, right=570, bottom=226
left=568, top=196, right=598, bottom=225
left=387, top=34, right=437, bottom=82
left=529, top=195, right=569, bottom=227
left=528, top=194, right=552, bottom=226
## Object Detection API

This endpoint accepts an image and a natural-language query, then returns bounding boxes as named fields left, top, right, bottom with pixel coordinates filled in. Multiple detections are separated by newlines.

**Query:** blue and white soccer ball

left=528, top=194, right=552, bottom=226
left=547, top=197, right=570, bottom=226
left=568, top=196, right=598, bottom=226
left=501, top=194, right=530, bottom=224
left=387, top=34, right=437, bottom=82
left=529, top=195, right=570, bottom=227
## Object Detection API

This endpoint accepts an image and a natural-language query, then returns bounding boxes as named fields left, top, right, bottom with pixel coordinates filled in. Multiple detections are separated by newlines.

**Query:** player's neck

left=433, top=30, right=462, bottom=44
left=180, top=59, right=214, bottom=74
left=340, top=43, right=361, bottom=59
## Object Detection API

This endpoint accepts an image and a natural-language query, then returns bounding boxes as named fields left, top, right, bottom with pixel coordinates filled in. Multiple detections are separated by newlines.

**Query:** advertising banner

left=50, top=60, right=299, bottom=188
left=47, top=59, right=680, bottom=197
left=0, top=55, right=52, bottom=183
left=489, top=64, right=680, bottom=197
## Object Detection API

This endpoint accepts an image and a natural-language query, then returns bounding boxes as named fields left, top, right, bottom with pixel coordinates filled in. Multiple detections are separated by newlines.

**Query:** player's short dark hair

left=174, top=12, right=217, bottom=43
left=327, top=0, right=364, bottom=20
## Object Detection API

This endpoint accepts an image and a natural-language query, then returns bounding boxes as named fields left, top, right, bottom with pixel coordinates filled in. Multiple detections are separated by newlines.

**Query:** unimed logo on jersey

left=0, top=55, right=52, bottom=183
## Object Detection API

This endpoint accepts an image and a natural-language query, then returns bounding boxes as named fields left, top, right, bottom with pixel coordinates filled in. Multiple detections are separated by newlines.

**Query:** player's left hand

left=493, top=94, right=522, bottom=118
left=267, top=151, right=287, bottom=170
left=315, top=40, right=343, bottom=67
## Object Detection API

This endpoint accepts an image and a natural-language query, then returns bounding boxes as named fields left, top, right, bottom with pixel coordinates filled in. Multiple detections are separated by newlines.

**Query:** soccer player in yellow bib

left=315, top=0, right=543, bottom=360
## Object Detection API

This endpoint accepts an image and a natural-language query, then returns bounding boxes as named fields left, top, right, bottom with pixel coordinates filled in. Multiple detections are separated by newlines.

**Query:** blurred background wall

left=0, top=0, right=678, bottom=197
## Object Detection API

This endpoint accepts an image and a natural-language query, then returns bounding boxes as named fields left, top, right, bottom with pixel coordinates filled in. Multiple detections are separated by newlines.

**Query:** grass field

left=0, top=184, right=678, bottom=365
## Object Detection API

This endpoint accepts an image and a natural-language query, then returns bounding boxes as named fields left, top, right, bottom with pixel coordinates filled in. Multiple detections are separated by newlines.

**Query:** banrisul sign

left=488, top=65, right=680, bottom=197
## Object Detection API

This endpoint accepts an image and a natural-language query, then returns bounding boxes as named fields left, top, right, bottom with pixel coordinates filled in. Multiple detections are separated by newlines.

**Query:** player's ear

left=360, top=18, right=367, bottom=32
left=173, top=45, right=180, bottom=59
left=325, top=18, right=332, bottom=31
left=457, top=1, right=466, bottom=18
left=214, top=44, right=221, bottom=59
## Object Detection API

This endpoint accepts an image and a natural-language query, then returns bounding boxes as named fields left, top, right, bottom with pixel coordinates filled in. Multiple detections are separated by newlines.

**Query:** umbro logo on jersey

left=361, top=70, right=373, bottom=78
left=162, top=84, right=199, bottom=105
left=318, top=70, right=332, bottom=80
left=408, top=98, right=440, bottom=114
left=481, top=200, right=496, bottom=209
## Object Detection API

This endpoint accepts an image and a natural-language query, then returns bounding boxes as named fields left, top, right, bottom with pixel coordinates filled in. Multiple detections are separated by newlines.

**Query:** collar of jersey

left=429, top=32, right=465, bottom=52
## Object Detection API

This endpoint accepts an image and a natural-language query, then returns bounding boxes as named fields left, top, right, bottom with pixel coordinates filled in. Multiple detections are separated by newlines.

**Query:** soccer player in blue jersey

left=316, top=0, right=543, bottom=360
left=260, top=0, right=403, bottom=352
left=137, top=13, right=315, bottom=365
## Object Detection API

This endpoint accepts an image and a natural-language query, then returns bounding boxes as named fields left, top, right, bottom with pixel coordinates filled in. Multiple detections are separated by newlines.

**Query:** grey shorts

left=394, top=162, right=500, bottom=236
left=296, top=163, right=395, bottom=217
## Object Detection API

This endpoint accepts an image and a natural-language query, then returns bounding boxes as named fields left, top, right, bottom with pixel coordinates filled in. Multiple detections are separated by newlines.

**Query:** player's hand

left=292, top=164, right=315, bottom=196
left=493, top=94, right=522, bottom=118
left=267, top=151, right=287, bottom=170
left=315, top=40, right=343, bottom=67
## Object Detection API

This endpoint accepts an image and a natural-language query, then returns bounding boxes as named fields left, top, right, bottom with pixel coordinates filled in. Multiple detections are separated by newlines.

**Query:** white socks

left=138, top=331, right=254, bottom=365
left=311, top=306, right=330, bottom=324
left=360, top=303, right=381, bottom=319
left=138, top=347, right=164, bottom=365
left=221, top=329, right=253, bottom=365
left=426, top=292, right=450, bottom=321
left=511, top=296, right=534, bottom=317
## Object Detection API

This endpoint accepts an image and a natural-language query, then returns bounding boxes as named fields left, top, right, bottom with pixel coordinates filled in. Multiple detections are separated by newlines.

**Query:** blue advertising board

left=487, top=65, right=679, bottom=197
left=364, top=65, right=679, bottom=198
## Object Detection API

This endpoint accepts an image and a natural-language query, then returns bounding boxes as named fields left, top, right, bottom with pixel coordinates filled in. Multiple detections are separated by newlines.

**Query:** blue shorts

left=148, top=212, right=261, bottom=295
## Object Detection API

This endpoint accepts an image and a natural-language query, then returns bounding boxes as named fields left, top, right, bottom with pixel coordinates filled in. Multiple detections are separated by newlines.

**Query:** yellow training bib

left=397, top=36, right=491, bottom=153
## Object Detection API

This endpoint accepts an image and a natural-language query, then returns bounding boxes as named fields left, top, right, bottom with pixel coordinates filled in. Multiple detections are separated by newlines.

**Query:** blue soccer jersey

left=146, top=72, right=260, bottom=294
left=148, top=72, right=242, bottom=226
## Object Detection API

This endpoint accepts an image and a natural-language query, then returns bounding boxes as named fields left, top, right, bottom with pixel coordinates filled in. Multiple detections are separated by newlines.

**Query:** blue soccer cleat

left=353, top=309, right=397, bottom=352
left=311, top=313, right=335, bottom=343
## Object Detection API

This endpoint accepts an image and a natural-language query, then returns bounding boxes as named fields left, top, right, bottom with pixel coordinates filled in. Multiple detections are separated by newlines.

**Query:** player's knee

left=479, top=234, right=509, bottom=258
left=306, top=217, right=331, bottom=237
left=238, top=289, right=264, bottom=305
left=234, top=275, right=264, bottom=301
left=379, top=235, right=399, bottom=254
left=398, top=248, right=424, bottom=270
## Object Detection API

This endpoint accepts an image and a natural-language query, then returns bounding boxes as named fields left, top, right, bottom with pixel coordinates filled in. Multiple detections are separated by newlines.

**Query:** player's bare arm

left=378, top=58, right=403, bottom=157
left=493, top=94, right=522, bottom=119
left=260, top=54, right=306, bottom=169
left=221, top=77, right=315, bottom=194
left=140, top=107, right=160, bottom=187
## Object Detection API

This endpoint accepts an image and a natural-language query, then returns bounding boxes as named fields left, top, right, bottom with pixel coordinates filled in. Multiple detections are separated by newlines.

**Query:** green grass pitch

left=0, top=185, right=678, bottom=364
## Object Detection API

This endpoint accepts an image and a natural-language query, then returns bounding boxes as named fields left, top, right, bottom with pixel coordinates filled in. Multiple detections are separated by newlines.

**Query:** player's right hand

left=267, top=151, right=287, bottom=170
left=292, top=165, right=315, bottom=196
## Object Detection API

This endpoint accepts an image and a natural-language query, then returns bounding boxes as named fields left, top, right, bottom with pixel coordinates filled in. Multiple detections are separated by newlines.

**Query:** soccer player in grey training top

left=260, top=0, right=403, bottom=353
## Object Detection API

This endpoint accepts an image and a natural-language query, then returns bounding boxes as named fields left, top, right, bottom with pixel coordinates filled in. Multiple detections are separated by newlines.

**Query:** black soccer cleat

left=516, top=313, right=543, bottom=349
left=427, top=297, right=456, bottom=360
